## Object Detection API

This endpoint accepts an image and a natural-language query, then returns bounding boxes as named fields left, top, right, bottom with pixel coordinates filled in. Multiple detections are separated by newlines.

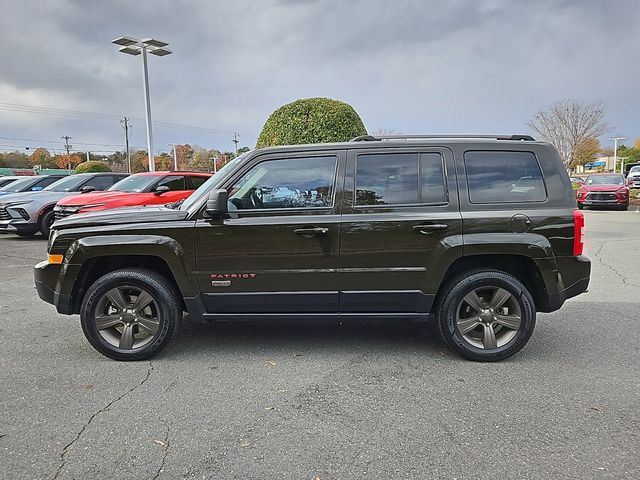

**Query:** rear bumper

left=540, top=255, right=591, bottom=312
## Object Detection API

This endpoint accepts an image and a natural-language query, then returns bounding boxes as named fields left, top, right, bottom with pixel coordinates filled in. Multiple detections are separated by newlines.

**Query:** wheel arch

left=69, top=255, right=186, bottom=314
left=432, top=254, right=550, bottom=314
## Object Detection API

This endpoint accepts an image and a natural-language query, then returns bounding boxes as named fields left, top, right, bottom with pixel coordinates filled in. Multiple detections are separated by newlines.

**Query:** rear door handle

left=413, top=224, right=448, bottom=234
left=294, top=227, right=329, bottom=236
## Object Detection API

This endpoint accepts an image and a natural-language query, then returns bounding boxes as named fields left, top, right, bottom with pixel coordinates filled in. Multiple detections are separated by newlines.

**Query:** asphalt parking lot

left=1, top=209, right=639, bottom=480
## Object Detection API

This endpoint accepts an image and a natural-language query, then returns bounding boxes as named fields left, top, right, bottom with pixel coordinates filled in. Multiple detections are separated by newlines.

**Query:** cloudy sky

left=0, top=0, right=638, bottom=156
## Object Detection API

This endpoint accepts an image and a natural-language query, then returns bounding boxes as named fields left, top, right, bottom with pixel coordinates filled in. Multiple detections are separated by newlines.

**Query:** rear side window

left=34, top=176, right=62, bottom=189
left=189, top=176, right=208, bottom=190
left=83, top=175, right=116, bottom=191
left=355, top=152, right=446, bottom=206
left=464, top=151, right=546, bottom=203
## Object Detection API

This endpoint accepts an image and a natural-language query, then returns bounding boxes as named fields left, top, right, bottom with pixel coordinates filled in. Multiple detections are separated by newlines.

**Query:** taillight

left=573, top=209, right=584, bottom=256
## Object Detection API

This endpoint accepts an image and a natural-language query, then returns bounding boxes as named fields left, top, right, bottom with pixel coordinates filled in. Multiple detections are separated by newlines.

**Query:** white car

left=627, top=165, right=640, bottom=188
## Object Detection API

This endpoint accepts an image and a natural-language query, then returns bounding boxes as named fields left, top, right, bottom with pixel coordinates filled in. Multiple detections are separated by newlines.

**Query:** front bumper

left=34, top=260, right=73, bottom=314
left=0, top=219, right=38, bottom=235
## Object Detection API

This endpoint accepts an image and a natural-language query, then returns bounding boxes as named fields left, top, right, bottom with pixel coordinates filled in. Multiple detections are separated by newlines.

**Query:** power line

left=0, top=102, right=256, bottom=138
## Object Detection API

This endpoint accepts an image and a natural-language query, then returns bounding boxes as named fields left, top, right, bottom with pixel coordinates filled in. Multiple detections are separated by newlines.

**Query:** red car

left=576, top=173, right=629, bottom=211
left=54, top=171, right=212, bottom=220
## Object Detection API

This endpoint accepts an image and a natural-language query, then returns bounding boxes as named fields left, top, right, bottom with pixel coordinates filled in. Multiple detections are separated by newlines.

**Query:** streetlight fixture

left=112, top=36, right=172, bottom=172
left=606, top=137, right=627, bottom=173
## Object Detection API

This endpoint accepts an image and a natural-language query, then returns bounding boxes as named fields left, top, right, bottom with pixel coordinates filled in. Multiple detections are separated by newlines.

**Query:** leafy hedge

left=75, top=161, right=112, bottom=173
left=256, top=97, right=367, bottom=148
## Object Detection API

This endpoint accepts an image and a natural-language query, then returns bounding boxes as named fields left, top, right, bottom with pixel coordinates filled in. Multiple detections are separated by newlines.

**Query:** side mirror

left=204, top=189, right=228, bottom=218
left=81, top=185, right=96, bottom=193
left=154, top=185, right=170, bottom=196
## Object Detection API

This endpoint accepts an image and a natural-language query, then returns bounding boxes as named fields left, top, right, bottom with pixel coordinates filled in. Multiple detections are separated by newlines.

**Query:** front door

left=194, top=151, right=345, bottom=314
left=339, top=147, right=462, bottom=314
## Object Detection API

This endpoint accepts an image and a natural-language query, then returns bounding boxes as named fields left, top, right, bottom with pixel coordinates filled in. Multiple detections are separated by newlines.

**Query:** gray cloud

left=0, top=0, right=638, bottom=154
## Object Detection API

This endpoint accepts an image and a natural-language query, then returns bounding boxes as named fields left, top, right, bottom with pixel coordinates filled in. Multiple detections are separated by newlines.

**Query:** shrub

left=75, top=161, right=112, bottom=173
left=256, top=97, right=367, bottom=148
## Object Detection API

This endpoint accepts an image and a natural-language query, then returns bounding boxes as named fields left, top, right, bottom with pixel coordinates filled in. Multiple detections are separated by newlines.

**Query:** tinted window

left=84, top=175, right=116, bottom=191
left=189, top=175, right=208, bottom=190
left=229, top=156, right=336, bottom=210
left=465, top=151, right=546, bottom=203
left=44, top=175, right=91, bottom=192
left=157, top=176, right=186, bottom=191
left=355, top=153, right=446, bottom=206
left=35, top=176, right=63, bottom=189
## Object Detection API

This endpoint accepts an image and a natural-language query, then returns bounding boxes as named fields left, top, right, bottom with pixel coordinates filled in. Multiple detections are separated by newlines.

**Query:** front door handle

left=294, top=227, right=329, bottom=236
left=413, top=224, right=448, bottom=234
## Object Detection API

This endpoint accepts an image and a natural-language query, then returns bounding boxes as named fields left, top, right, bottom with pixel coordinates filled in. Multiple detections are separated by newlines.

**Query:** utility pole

left=121, top=117, right=132, bottom=173
left=232, top=132, right=239, bottom=158
left=607, top=137, right=627, bottom=173
left=61, top=136, right=72, bottom=173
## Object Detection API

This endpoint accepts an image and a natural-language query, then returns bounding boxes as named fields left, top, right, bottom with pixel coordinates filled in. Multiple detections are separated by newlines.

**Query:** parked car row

left=0, top=171, right=212, bottom=238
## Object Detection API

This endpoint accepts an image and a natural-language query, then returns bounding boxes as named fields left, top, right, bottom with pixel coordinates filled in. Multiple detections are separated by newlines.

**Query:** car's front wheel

left=435, top=270, right=536, bottom=362
left=39, top=209, right=55, bottom=239
left=80, top=268, right=181, bottom=360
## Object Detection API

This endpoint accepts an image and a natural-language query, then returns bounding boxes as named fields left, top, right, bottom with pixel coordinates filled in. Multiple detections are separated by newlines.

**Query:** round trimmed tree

left=75, top=161, right=112, bottom=173
left=256, top=97, right=367, bottom=148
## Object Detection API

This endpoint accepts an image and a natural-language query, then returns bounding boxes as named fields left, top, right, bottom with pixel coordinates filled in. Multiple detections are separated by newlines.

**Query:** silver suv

left=0, top=173, right=128, bottom=238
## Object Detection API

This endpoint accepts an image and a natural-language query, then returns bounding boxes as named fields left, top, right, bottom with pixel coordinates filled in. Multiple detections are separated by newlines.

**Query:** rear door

left=339, top=147, right=462, bottom=314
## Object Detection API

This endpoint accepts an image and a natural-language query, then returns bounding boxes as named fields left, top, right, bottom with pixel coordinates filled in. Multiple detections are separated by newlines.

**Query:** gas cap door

left=510, top=213, right=531, bottom=233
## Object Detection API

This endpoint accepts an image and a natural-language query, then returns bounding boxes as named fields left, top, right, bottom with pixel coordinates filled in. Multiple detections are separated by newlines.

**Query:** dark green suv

left=34, top=135, right=591, bottom=361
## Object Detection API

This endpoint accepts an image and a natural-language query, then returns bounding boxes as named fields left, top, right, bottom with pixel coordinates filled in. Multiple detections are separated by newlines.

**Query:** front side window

left=229, top=156, right=336, bottom=210
left=355, top=152, right=446, bottom=206
left=157, top=175, right=186, bottom=191
left=465, top=151, right=546, bottom=203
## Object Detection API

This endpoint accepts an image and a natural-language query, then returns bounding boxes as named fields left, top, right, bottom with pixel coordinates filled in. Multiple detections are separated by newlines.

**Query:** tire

left=618, top=204, right=628, bottom=211
left=80, top=268, right=181, bottom=361
left=39, top=209, right=55, bottom=239
left=577, top=203, right=584, bottom=210
left=434, top=270, right=536, bottom=362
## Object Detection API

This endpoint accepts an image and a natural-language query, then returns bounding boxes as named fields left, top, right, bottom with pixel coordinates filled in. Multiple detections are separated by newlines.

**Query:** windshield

left=586, top=174, right=624, bottom=186
left=629, top=166, right=640, bottom=174
left=180, top=152, right=250, bottom=211
left=0, top=176, right=38, bottom=192
left=43, top=174, right=91, bottom=192
left=108, top=174, right=157, bottom=193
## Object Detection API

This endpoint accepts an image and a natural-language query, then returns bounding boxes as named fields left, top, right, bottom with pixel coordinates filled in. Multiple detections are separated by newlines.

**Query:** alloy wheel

left=455, top=286, right=522, bottom=349
left=94, top=286, right=161, bottom=350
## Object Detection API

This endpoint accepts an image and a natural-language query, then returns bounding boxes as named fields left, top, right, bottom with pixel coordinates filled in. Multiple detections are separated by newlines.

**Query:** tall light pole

left=168, top=143, right=178, bottom=170
left=607, top=137, right=627, bottom=173
left=112, top=36, right=172, bottom=172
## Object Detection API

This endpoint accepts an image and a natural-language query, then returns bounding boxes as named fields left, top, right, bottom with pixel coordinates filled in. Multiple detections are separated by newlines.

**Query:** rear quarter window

left=464, top=151, right=547, bottom=204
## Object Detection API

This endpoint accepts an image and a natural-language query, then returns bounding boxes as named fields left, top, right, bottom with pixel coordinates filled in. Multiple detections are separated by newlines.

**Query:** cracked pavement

left=1, top=209, right=639, bottom=479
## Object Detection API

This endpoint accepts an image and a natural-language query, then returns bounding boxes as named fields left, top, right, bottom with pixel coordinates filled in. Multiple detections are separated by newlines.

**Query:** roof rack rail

left=350, top=134, right=535, bottom=142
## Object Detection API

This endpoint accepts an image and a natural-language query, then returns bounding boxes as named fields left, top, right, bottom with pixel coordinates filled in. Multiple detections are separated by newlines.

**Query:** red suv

left=54, top=171, right=212, bottom=220
left=576, top=173, right=629, bottom=210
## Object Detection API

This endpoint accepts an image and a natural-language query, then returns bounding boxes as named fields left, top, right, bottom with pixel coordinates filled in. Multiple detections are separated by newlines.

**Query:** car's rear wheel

left=80, top=268, right=181, bottom=360
left=39, top=209, right=55, bottom=239
left=435, top=270, right=536, bottom=362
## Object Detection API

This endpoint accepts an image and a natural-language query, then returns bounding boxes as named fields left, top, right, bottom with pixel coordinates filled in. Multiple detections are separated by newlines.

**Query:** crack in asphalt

left=151, top=423, right=171, bottom=480
left=51, top=360, right=154, bottom=480
left=594, top=241, right=640, bottom=288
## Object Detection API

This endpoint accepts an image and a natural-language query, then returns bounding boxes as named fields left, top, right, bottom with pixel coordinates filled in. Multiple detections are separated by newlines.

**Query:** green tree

left=75, top=161, right=112, bottom=173
left=256, top=97, right=367, bottom=148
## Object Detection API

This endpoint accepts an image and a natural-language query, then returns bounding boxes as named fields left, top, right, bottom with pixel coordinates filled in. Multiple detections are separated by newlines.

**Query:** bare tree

left=527, top=99, right=610, bottom=168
